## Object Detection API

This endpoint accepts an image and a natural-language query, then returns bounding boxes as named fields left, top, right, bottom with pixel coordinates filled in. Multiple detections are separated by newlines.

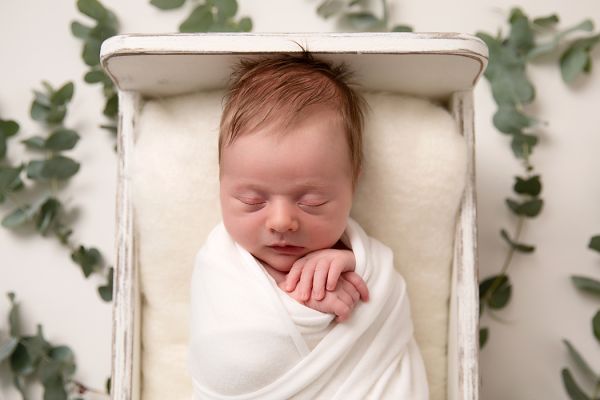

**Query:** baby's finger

left=298, top=262, right=317, bottom=301
left=285, top=258, right=306, bottom=291
left=332, top=299, right=351, bottom=322
left=312, top=258, right=330, bottom=300
left=326, top=259, right=344, bottom=291
left=343, top=272, right=370, bottom=301
left=340, top=279, right=360, bottom=304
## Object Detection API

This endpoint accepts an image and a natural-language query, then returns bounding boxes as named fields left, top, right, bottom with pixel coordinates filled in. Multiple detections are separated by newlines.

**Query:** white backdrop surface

left=1, top=0, right=599, bottom=399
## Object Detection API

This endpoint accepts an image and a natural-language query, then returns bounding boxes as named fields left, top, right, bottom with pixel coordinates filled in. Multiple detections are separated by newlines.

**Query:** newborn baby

left=188, top=51, right=429, bottom=399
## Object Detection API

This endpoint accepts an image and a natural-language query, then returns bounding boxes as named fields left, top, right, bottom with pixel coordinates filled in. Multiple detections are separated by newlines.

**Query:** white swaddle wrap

left=188, top=217, right=429, bottom=399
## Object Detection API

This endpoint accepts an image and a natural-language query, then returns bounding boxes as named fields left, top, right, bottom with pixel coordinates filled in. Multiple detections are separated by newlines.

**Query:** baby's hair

left=219, top=48, right=368, bottom=186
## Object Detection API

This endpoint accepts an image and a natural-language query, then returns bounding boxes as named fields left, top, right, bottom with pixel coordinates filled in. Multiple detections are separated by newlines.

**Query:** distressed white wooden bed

left=100, top=32, right=487, bottom=400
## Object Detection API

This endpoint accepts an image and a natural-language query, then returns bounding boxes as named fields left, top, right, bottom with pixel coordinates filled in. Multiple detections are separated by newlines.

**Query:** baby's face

left=220, top=106, right=354, bottom=272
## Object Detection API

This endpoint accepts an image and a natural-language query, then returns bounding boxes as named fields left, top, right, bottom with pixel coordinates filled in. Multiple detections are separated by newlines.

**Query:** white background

left=1, top=0, right=599, bottom=399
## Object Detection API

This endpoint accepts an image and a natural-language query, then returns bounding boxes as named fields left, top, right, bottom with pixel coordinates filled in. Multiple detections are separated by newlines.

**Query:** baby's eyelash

left=298, top=201, right=328, bottom=207
left=238, top=197, right=265, bottom=206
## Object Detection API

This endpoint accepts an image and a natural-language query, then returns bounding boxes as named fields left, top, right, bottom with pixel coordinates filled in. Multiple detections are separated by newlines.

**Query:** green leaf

left=237, top=17, right=252, bottom=32
left=77, top=0, right=111, bottom=22
left=45, top=129, right=80, bottom=151
left=500, top=229, right=535, bottom=253
left=31, top=102, right=50, bottom=122
left=150, top=0, right=186, bottom=10
left=22, top=136, right=47, bottom=150
left=0, top=165, right=23, bottom=195
left=2, top=205, right=34, bottom=228
left=589, top=236, right=600, bottom=253
left=106, top=376, right=112, bottom=394
left=505, top=197, right=543, bottom=217
left=532, top=14, right=559, bottom=28
left=572, top=276, right=600, bottom=296
left=0, top=119, right=19, bottom=137
left=507, top=11, right=534, bottom=56
left=84, top=69, right=109, bottom=84
left=528, top=20, right=595, bottom=60
left=563, top=339, right=599, bottom=381
left=103, top=93, right=118, bottom=118
left=82, top=38, right=102, bottom=66
left=391, top=24, right=413, bottom=32
left=479, top=327, right=489, bottom=348
left=42, top=373, right=68, bottom=400
left=71, top=246, right=102, bottom=277
left=476, top=32, right=523, bottom=80
left=493, top=105, right=535, bottom=134
left=345, top=11, right=381, bottom=31
left=561, top=368, right=592, bottom=400
left=49, top=346, right=76, bottom=376
left=180, top=4, right=214, bottom=32
left=8, top=292, right=20, bottom=337
left=317, top=0, right=346, bottom=19
left=27, top=156, right=80, bottom=181
left=213, top=0, right=238, bottom=20
left=35, top=197, right=61, bottom=235
left=10, top=342, right=34, bottom=375
left=593, top=311, right=600, bottom=343
left=71, top=21, right=92, bottom=39
left=560, top=46, right=589, bottom=83
left=511, top=132, right=538, bottom=159
left=0, top=337, right=18, bottom=363
left=50, top=82, right=74, bottom=106
left=514, top=175, right=541, bottom=196
left=98, top=267, right=114, bottom=302
left=490, top=67, right=535, bottom=106
left=480, top=274, right=512, bottom=309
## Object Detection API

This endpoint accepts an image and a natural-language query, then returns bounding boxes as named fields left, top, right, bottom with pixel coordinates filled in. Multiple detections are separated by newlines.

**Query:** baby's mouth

left=268, top=244, right=304, bottom=255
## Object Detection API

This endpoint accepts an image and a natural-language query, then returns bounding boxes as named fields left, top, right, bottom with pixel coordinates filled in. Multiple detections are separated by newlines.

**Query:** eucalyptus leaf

left=561, top=47, right=589, bottom=83
left=45, top=129, right=80, bottom=151
left=589, top=236, right=600, bottom=253
left=31, top=102, right=51, bottom=122
left=180, top=4, right=214, bottom=32
left=213, top=0, right=238, bottom=20
left=22, top=136, right=47, bottom=150
left=561, top=368, right=592, bottom=400
left=35, top=197, right=61, bottom=236
left=572, top=276, right=600, bottom=296
left=27, top=156, right=80, bottom=181
left=563, top=339, right=599, bottom=381
left=0, top=337, right=18, bottom=363
left=71, top=21, right=92, bottom=39
left=50, top=82, right=74, bottom=106
left=532, top=14, right=559, bottom=28
left=528, top=20, right=594, bottom=60
left=391, top=25, right=412, bottom=32
left=317, top=0, right=346, bottom=19
left=71, top=246, right=102, bottom=277
left=593, top=311, right=600, bottom=343
left=493, top=105, right=535, bottom=134
left=511, top=132, right=538, bottom=159
left=150, top=0, right=186, bottom=10
left=345, top=11, right=381, bottom=31
left=505, top=198, right=543, bottom=217
left=106, top=376, right=111, bottom=393
left=2, top=205, right=34, bottom=228
left=10, top=342, right=34, bottom=375
left=0, top=119, right=19, bottom=137
left=41, top=373, right=68, bottom=400
left=103, top=93, right=118, bottom=118
left=8, top=292, right=20, bottom=337
left=0, top=165, right=23, bottom=195
left=480, top=274, right=512, bottom=309
left=77, top=0, right=115, bottom=23
left=84, top=69, right=108, bottom=84
left=238, top=17, right=252, bottom=32
left=490, top=67, right=535, bottom=106
left=500, top=229, right=535, bottom=253
left=98, top=267, right=114, bottom=302
left=479, top=327, right=489, bottom=348
left=514, top=175, right=541, bottom=196
left=507, top=10, right=534, bottom=56
left=82, top=38, right=102, bottom=66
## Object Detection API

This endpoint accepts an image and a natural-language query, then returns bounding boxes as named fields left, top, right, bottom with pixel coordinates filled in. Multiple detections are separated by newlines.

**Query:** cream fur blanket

left=189, top=218, right=428, bottom=399
left=133, top=90, right=466, bottom=399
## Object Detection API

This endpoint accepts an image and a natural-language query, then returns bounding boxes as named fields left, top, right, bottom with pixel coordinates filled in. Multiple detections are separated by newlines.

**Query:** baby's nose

left=266, top=202, right=299, bottom=233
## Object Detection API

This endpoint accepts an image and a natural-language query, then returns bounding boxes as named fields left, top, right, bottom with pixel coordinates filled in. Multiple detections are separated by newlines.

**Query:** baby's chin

left=256, top=253, right=301, bottom=273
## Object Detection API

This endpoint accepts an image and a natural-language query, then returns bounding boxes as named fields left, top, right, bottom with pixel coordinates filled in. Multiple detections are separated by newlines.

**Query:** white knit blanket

left=188, top=218, right=429, bottom=399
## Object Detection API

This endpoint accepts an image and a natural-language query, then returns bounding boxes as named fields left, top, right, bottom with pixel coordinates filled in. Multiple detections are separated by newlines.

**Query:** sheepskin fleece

left=132, top=90, right=466, bottom=400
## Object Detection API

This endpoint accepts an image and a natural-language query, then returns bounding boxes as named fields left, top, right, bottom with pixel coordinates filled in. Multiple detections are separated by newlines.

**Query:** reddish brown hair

left=219, top=51, right=368, bottom=185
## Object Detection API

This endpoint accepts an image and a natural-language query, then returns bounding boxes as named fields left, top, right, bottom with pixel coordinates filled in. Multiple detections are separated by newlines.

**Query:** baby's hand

left=284, top=248, right=369, bottom=302
left=283, top=272, right=368, bottom=322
